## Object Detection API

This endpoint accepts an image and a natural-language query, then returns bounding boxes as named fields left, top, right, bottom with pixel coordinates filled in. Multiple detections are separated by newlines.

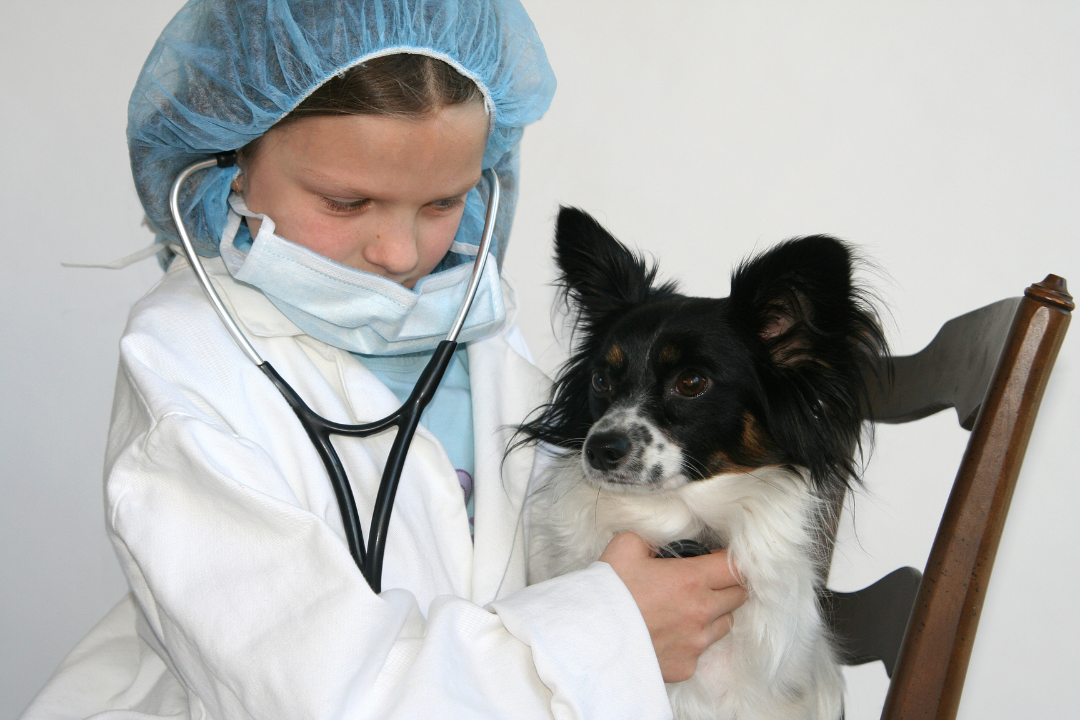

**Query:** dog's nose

left=584, top=432, right=631, bottom=471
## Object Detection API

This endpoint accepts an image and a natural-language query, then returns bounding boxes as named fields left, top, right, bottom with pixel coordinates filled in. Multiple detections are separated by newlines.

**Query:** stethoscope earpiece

left=215, top=150, right=238, bottom=168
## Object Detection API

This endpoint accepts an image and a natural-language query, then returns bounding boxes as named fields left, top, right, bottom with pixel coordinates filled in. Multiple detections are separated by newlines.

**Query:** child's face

left=235, top=102, right=489, bottom=289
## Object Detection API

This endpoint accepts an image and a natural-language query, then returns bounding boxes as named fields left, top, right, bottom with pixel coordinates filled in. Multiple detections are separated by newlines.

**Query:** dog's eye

left=591, top=371, right=611, bottom=394
left=674, top=372, right=708, bottom=398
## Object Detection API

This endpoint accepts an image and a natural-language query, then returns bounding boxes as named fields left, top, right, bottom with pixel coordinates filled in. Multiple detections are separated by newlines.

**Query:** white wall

left=1, top=1, right=186, bottom=714
left=2, top=2, right=1076, bottom=718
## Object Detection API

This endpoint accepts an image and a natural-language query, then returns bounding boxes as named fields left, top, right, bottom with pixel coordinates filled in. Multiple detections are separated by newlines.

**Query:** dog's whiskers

left=680, top=455, right=710, bottom=481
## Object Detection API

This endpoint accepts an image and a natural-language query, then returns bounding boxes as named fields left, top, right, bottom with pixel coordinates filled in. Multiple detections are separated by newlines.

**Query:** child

left=23, top=1, right=744, bottom=718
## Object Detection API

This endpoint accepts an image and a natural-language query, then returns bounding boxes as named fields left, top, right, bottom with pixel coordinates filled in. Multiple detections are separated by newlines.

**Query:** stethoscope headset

left=170, top=151, right=500, bottom=593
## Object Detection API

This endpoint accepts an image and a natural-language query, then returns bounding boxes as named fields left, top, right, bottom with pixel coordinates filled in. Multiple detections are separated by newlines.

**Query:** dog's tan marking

left=741, top=411, right=771, bottom=459
left=658, top=344, right=681, bottom=365
left=605, top=344, right=625, bottom=367
left=707, top=450, right=761, bottom=476
left=707, top=451, right=734, bottom=474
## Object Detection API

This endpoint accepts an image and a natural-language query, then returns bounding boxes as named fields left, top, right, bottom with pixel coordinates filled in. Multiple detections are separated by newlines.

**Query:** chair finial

left=1025, top=275, right=1074, bottom=311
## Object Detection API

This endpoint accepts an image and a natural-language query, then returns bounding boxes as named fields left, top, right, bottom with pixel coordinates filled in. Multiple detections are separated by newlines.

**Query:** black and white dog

left=521, top=208, right=886, bottom=720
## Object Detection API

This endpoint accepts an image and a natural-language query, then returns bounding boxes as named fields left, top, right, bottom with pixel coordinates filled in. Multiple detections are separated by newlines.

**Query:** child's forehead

left=247, top=107, right=489, bottom=198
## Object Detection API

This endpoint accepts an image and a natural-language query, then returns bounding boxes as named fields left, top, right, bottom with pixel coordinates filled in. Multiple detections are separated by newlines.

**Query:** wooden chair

left=822, top=274, right=1073, bottom=719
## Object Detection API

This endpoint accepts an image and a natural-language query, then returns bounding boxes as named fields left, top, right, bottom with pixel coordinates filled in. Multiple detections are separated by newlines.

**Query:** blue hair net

left=128, top=0, right=556, bottom=267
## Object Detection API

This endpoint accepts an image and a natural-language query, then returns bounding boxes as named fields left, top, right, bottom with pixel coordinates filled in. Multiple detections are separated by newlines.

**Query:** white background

left=2, top=2, right=1077, bottom=718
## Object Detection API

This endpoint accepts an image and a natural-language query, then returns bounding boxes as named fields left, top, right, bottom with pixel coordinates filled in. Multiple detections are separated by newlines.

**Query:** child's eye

left=321, top=196, right=369, bottom=213
left=429, top=196, right=465, bottom=211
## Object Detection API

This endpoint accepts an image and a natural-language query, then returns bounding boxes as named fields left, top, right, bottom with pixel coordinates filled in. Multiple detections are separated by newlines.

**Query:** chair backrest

left=825, top=275, right=1073, bottom=720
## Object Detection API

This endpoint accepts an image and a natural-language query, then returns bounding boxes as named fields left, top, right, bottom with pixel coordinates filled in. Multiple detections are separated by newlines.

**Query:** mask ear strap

left=60, top=240, right=171, bottom=270
left=227, top=191, right=263, bottom=220
left=221, top=197, right=244, bottom=239
left=226, top=191, right=277, bottom=235
left=448, top=240, right=482, bottom=257
left=219, top=191, right=277, bottom=273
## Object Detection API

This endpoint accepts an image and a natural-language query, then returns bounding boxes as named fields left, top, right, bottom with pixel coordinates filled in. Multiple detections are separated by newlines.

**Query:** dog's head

left=519, top=207, right=886, bottom=494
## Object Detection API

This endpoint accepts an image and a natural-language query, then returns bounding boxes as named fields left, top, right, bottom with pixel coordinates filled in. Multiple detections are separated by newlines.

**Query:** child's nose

left=362, top=217, right=420, bottom=277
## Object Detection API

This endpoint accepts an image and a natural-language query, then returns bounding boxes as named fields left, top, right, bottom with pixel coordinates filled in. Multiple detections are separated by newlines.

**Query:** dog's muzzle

left=581, top=408, right=689, bottom=489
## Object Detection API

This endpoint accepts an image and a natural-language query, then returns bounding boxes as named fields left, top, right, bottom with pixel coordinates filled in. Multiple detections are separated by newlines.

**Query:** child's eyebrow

left=298, top=167, right=482, bottom=200
left=295, top=167, right=378, bottom=196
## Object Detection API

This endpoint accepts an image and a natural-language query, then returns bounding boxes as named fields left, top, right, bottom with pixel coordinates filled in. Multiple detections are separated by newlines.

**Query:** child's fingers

left=711, top=585, right=747, bottom=622
left=685, top=549, right=744, bottom=590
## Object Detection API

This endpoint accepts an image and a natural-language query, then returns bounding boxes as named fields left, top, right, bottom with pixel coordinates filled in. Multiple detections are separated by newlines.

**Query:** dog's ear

left=729, top=235, right=887, bottom=489
left=554, top=207, right=675, bottom=319
left=729, top=235, right=874, bottom=366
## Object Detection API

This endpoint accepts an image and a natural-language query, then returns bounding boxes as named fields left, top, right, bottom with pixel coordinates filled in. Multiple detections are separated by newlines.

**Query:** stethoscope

left=169, top=151, right=500, bottom=593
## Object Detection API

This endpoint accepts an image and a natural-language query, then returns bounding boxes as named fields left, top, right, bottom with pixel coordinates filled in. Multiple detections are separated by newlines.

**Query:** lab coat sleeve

left=104, top=364, right=671, bottom=720
left=489, top=563, right=673, bottom=720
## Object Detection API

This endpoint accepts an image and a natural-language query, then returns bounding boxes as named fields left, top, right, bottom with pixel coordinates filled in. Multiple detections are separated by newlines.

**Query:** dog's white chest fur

left=527, top=454, right=843, bottom=720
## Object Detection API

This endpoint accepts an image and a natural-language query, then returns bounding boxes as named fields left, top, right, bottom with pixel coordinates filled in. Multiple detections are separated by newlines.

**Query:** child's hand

left=599, top=531, right=747, bottom=683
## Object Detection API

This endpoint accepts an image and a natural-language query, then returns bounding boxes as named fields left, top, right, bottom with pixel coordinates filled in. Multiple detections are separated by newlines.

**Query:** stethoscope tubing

left=169, top=152, right=500, bottom=593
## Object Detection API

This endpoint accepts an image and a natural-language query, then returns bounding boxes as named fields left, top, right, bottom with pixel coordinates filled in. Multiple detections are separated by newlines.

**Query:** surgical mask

left=219, top=193, right=506, bottom=355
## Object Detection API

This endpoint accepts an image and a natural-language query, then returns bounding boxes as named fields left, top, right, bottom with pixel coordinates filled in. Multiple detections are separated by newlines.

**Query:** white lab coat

left=22, top=256, right=672, bottom=720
